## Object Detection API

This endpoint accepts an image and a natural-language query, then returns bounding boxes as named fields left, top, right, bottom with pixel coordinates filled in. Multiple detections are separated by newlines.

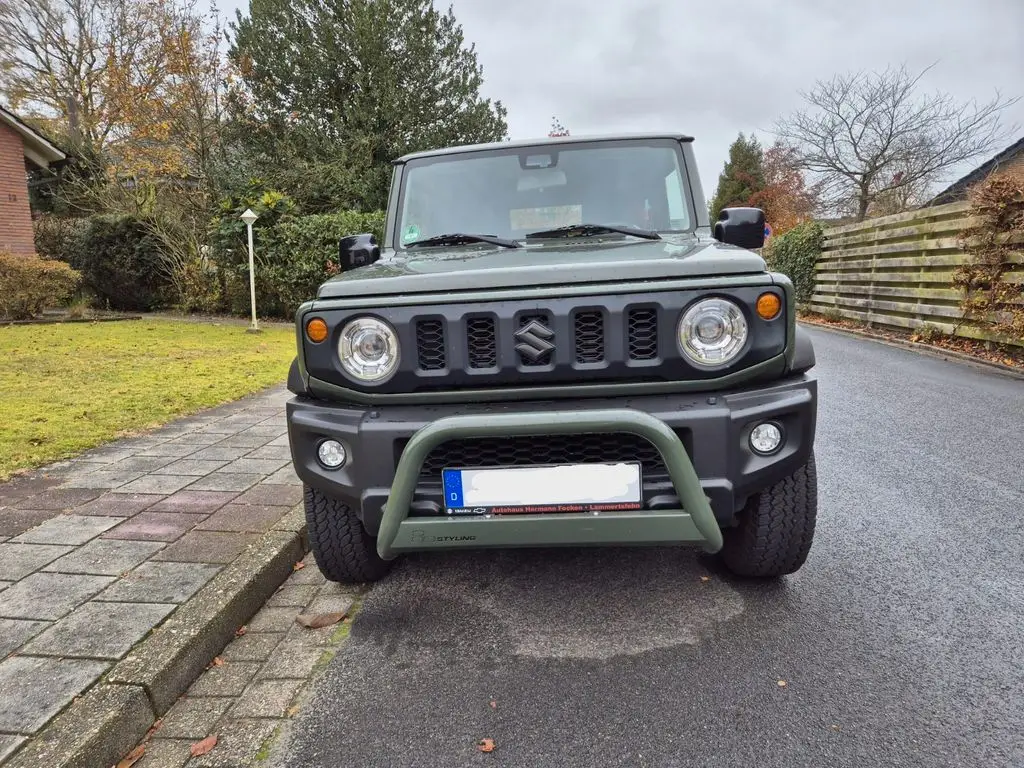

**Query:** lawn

left=0, top=319, right=297, bottom=480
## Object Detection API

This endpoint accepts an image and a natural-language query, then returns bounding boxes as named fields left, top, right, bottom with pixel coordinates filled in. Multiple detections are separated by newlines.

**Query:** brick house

left=0, top=106, right=67, bottom=255
left=927, top=135, right=1024, bottom=205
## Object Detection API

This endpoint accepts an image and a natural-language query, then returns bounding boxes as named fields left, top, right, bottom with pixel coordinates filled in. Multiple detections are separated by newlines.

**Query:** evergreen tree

left=708, top=133, right=766, bottom=222
left=227, top=0, right=508, bottom=212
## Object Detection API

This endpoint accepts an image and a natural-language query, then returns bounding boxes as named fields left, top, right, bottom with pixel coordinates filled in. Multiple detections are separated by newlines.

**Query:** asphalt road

left=276, top=327, right=1024, bottom=768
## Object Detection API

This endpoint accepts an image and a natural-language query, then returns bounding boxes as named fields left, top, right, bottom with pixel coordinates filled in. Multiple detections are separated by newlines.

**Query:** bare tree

left=0, top=0, right=223, bottom=179
left=0, top=0, right=170, bottom=151
left=776, top=64, right=1017, bottom=221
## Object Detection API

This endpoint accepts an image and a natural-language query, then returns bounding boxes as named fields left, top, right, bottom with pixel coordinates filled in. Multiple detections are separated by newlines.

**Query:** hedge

left=35, top=204, right=387, bottom=318
left=212, top=207, right=385, bottom=317
left=763, top=220, right=824, bottom=305
left=0, top=251, right=81, bottom=320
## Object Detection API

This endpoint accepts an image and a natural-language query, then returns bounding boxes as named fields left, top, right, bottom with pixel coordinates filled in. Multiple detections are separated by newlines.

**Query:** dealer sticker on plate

left=441, top=462, right=643, bottom=515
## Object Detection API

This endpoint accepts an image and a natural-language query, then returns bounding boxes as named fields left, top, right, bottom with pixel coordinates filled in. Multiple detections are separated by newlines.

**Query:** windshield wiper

left=405, top=233, right=521, bottom=249
left=525, top=223, right=661, bottom=241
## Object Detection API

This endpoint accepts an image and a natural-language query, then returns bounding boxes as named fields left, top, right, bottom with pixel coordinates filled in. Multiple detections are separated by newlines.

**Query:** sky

left=217, top=0, right=1024, bottom=201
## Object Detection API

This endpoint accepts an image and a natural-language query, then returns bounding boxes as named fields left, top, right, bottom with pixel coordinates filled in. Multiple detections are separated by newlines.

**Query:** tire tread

left=304, top=485, right=392, bottom=583
left=721, top=453, right=818, bottom=578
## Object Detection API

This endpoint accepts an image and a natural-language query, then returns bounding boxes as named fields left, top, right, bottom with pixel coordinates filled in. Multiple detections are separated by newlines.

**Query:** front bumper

left=286, top=375, right=817, bottom=560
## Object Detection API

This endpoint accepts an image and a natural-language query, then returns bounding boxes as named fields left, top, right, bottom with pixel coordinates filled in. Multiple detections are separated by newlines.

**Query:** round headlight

left=677, top=298, right=748, bottom=367
left=338, top=317, right=400, bottom=383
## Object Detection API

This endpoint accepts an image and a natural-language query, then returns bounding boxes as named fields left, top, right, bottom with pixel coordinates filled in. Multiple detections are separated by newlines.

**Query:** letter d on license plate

left=442, top=462, right=643, bottom=515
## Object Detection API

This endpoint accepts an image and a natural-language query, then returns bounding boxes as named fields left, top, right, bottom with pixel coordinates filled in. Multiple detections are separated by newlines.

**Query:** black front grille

left=415, top=319, right=446, bottom=370
left=466, top=316, right=497, bottom=369
left=627, top=308, right=659, bottom=360
left=574, top=310, right=605, bottom=363
left=398, top=432, right=691, bottom=484
left=413, top=308, right=660, bottom=372
left=306, top=287, right=788, bottom=394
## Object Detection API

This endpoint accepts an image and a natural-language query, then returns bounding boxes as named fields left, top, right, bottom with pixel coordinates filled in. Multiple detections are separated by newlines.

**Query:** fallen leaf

left=477, top=738, right=496, bottom=753
left=116, top=744, right=146, bottom=768
left=286, top=705, right=301, bottom=717
left=235, top=626, right=247, bottom=636
left=489, top=700, right=497, bottom=709
left=295, top=611, right=347, bottom=629
left=777, top=680, right=787, bottom=688
left=212, top=656, right=224, bottom=667
left=190, top=735, right=218, bottom=757
left=293, top=561, right=306, bottom=570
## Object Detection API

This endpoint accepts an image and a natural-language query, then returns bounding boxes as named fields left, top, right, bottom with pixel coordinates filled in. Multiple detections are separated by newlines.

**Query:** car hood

left=315, top=237, right=766, bottom=299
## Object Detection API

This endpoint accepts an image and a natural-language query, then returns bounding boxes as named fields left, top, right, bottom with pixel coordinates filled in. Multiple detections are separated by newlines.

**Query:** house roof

left=0, top=105, right=67, bottom=168
left=926, top=135, right=1024, bottom=206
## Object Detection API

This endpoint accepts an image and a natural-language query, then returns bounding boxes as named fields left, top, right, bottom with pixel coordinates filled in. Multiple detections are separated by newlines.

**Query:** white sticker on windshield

left=510, top=204, right=583, bottom=231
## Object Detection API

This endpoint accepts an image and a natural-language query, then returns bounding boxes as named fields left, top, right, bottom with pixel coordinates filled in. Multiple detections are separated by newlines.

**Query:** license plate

left=441, top=462, right=643, bottom=515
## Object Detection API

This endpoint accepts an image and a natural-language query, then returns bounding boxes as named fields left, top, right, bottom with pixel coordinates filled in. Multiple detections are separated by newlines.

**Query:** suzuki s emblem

left=514, top=319, right=555, bottom=362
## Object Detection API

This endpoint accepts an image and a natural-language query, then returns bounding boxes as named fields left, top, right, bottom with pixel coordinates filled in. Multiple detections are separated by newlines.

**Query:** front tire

left=720, top=452, right=818, bottom=578
left=304, top=485, right=393, bottom=583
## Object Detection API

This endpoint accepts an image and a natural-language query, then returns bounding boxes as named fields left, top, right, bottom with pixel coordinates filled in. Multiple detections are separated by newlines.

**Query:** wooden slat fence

left=810, top=201, right=1024, bottom=347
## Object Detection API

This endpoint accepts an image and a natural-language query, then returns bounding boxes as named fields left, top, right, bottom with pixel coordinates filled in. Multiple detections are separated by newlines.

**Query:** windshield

left=395, top=140, right=693, bottom=247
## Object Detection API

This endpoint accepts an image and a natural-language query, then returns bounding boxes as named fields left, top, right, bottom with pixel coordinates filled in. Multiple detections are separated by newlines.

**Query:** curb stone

left=799, top=319, right=1024, bottom=381
left=4, top=506, right=309, bottom=768
left=1, top=315, right=142, bottom=327
left=3, top=685, right=153, bottom=768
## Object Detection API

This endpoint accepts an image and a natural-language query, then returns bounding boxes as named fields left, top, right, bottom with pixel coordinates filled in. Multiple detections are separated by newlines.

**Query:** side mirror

left=714, top=207, right=766, bottom=250
left=338, top=233, right=381, bottom=271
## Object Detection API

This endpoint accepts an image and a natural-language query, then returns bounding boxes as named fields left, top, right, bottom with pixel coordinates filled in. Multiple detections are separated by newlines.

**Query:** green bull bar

left=375, top=409, right=725, bottom=561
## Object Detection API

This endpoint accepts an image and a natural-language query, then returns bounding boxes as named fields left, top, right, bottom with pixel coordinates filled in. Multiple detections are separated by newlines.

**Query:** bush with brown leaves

left=955, top=174, right=1024, bottom=341
left=0, top=251, right=81, bottom=320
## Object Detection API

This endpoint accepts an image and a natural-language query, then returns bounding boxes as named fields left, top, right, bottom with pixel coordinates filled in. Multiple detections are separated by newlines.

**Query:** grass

left=0, top=319, right=297, bottom=480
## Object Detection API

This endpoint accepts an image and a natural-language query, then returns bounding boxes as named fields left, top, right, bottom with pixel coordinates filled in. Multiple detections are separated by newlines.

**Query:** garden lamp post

left=240, top=208, right=260, bottom=333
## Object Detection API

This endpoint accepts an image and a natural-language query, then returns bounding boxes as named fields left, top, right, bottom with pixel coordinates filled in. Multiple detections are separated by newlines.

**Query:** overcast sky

left=219, top=0, right=1024, bottom=200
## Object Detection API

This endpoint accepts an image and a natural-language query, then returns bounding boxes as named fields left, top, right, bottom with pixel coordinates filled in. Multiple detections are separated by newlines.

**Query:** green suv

left=285, top=133, right=818, bottom=583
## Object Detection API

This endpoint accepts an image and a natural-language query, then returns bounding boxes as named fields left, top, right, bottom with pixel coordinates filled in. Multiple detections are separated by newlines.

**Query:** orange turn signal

left=306, top=317, right=328, bottom=343
left=756, top=293, right=782, bottom=320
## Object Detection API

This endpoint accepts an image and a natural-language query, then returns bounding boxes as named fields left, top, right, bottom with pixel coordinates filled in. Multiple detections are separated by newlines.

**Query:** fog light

left=317, top=439, right=347, bottom=469
left=749, top=423, right=783, bottom=455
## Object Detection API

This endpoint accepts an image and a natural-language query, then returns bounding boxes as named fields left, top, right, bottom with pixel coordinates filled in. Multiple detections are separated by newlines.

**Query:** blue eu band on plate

left=442, top=462, right=643, bottom=515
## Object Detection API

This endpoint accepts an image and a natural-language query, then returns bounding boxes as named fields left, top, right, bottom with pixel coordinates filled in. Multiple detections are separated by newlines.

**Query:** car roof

left=392, top=132, right=695, bottom=164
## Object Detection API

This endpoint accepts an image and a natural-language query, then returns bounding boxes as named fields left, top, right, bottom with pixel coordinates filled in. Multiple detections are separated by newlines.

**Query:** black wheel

left=720, top=452, right=818, bottom=578
left=304, top=485, right=393, bottom=583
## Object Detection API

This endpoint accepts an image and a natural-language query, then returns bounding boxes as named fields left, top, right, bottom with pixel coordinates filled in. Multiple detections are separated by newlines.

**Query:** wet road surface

left=275, top=327, right=1024, bottom=768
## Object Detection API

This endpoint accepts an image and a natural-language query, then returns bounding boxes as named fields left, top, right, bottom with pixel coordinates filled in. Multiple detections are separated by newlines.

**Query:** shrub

left=764, top=220, right=824, bottom=304
left=0, top=252, right=81, bottom=320
left=33, top=214, right=88, bottom=265
left=209, top=188, right=298, bottom=316
left=72, top=214, right=173, bottom=311
left=954, top=174, right=1024, bottom=341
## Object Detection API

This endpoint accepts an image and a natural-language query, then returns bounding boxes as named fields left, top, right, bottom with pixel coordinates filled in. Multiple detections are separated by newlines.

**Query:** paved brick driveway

left=0, top=385, right=301, bottom=763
